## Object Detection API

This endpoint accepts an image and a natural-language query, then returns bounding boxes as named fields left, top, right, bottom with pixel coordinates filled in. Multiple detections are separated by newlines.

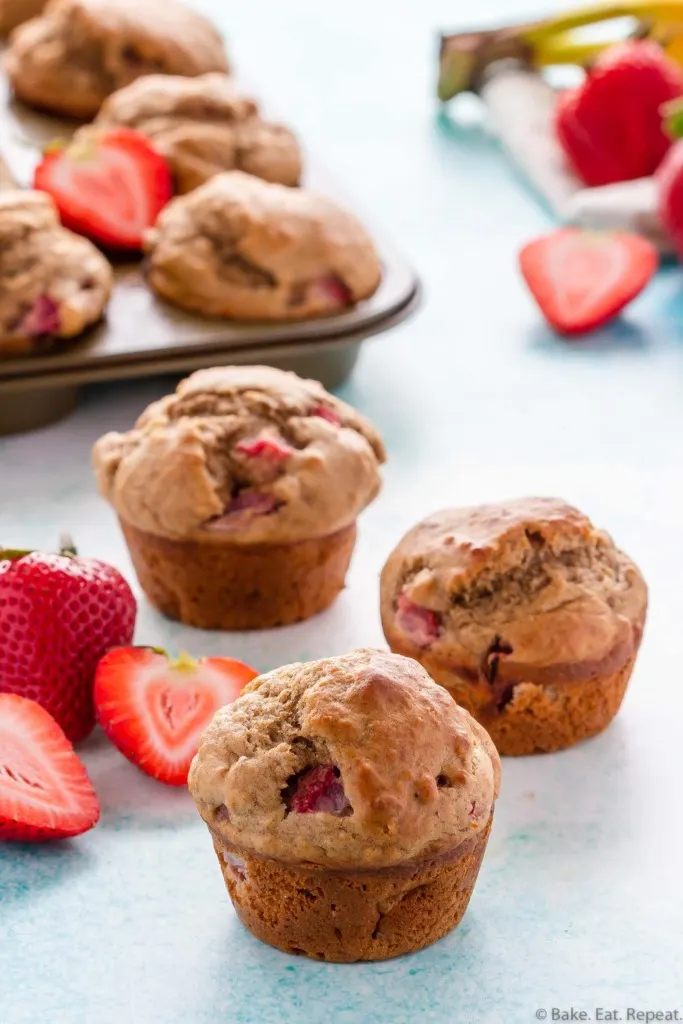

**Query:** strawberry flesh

left=33, top=127, right=173, bottom=251
left=0, top=694, right=100, bottom=842
left=396, top=592, right=441, bottom=648
left=309, top=405, right=342, bottom=426
left=222, top=850, right=246, bottom=881
left=0, top=549, right=136, bottom=743
left=235, top=437, right=293, bottom=460
left=307, top=275, right=352, bottom=308
left=94, top=648, right=258, bottom=786
left=204, top=491, right=278, bottom=531
left=17, top=295, right=60, bottom=337
left=519, top=228, right=658, bottom=335
left=288, top=764, right=351, bottom=815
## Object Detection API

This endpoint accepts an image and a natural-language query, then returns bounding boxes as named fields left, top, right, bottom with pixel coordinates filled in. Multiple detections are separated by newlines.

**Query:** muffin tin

left=0, top=69, right=421, bottom=435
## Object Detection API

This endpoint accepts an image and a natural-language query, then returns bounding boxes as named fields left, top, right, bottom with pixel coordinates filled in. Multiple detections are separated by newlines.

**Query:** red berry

left=288, top=764, right=351, bottom=815
left=235, top=436, right=293, bottom=460
left=94, top=648, right=258, bottom=786
left=556, top=40, right=683, bottom=186
left=519, top=228, right=658, bottom=336
left=0, top=547, right=136, bottom=743
left=309, top=405, right=342, bottom=426
left=0, top=694, right=100, bottom=842
left=396, top=593, right=442, bottom=648
left=33, top=128, right=173, bottom=251
left=657, top=140, right=683, bottom=258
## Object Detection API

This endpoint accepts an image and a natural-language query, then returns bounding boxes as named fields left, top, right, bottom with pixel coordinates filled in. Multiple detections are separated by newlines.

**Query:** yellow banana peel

left=438, top=0, right=683, bottom=100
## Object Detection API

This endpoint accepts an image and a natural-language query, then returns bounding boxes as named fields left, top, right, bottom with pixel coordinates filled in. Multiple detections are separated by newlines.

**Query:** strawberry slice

left=309, top=405, right=342, bottom=426
left=94, top=648, right=258, bottom=786
left=519, top=229, right=658, bottom=336
left=235, top=437, right=293, bottom=460
left=33, top=128, right=173, bottom=251
left=0, top=694, right=100, bottom=842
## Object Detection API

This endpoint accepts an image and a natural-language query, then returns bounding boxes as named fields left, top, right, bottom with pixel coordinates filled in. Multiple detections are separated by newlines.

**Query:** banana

left=438, top=0, right=683, bottom=99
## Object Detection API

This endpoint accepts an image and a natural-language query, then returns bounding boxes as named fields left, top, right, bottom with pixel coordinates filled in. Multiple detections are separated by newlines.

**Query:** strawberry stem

left=171, top=650, right=198, bottom=672
left=59, top=533, right=78, bottom=557
left=0, top=549, right=32, bottom=561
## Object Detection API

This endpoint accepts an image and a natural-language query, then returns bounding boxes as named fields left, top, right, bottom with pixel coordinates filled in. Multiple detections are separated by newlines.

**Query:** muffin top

left=0, top=190, right=113, bottom=356
left=93, top=73, right=302, bottom=193
left=143, top=171, right=382, bottom=321
left=5, top=0, right=228, bottom=119
left=92, top=365, right=386, bottom=543
left=381, top=498, right=648, bottom=686
left=188, top=649, right=501, bottom=869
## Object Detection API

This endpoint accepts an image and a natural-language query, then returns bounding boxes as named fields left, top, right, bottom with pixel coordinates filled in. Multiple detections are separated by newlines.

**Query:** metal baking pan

left=0, top=68, right=421, bottom=434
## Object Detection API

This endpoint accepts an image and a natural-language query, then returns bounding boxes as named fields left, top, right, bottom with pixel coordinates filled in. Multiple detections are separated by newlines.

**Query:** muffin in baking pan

left=92, top=365, right=386, bottom=629
left=381, top=497, right=647, bottom=755
left=5, top=0, right=228, bottom=119
left=143, top=171, right=382, bottom=320
left=0, top=190, right=113, bottom=357
left=91, top=73, right=302, bottom=193
left=188, top=648, right=501, bottom=962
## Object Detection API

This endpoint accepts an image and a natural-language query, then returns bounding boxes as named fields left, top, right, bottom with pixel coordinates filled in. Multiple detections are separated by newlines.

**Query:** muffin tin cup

left=0, top=69, right=421, bottom=436
left=211, top=815, right=493, bottom=963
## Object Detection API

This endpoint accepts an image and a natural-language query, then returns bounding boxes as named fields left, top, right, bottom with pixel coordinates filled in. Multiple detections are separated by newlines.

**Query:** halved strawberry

left=519, top=228, right=658, bottom=336
left=33, top=128, right=173, bottom=251
left=94, top=648, right=258, bottom=786
left=0, top=694, right=100, bottom=842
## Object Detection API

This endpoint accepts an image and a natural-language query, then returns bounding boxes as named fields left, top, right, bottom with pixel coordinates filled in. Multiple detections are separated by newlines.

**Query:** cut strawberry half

left=0, top=694, right=100, bottom=842
left=519, top=229, right=658, bottom=336
left=33, top=128, right=173, bottom=251
left=94, top=648, right=258, bottom=786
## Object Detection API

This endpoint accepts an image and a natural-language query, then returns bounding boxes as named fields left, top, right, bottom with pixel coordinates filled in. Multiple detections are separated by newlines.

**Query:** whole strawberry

left=556, top=40, right=683, bottom=187
left=657, top=99, right=683, bottom=258
left=0, top=541, right=136, bottom=743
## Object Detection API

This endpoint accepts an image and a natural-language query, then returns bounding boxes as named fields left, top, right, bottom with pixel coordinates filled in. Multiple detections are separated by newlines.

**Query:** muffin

left=92, top=365, right=386, bottom=629
left=143, top=171, right=382, bottom=321
left=5, top=0, right=228, bottom=119
left=380, top=498, right=648, bottom=756
left=0, top=0, right=46, bottom=35
left=188, top=648, right=501, bottom=962
left=0, top=190, right=113, bottom=357
left=91, top=73, right=302, bottom=193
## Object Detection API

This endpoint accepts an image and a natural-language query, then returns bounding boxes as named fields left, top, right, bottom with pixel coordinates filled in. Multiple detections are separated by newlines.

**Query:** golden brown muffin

left=92, top=365, right=386, bottom=629
left=188, top=648, right=501, bottom=962
left=5, top=0, right=228, bottom=119
left=380, top=498, right=648, bottom=756
left=0, top=190, right=113, bottom=356
left=0, top=0, right=46, bottom=35
left=143, top=171, right=382, bottom=321
left=92, top=73, right=302, bottom=193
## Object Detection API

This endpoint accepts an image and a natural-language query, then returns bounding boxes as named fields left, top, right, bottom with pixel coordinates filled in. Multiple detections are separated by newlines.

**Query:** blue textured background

left=2, top=1, right=683, bottom=1021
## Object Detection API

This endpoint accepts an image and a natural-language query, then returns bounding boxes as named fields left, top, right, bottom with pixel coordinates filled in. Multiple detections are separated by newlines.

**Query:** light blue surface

left=2, top=1, right=683, bottom=1022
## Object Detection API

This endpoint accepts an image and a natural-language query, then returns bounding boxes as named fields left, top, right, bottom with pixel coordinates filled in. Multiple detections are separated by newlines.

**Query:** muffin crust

left=0, top=0, right=46, bottom=35
left=143, top=171, right=382, bottom=320
left=380, top=498, right=648, bottom=754
left=189, top=648, right=501, bottom=869
left=93, top=365, right=385, bottom=544
left=0, top=190, right=113, bottom=356
left=5, top=0, right=228, bottom=118
left=93, top=73, right=302, bottom=193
